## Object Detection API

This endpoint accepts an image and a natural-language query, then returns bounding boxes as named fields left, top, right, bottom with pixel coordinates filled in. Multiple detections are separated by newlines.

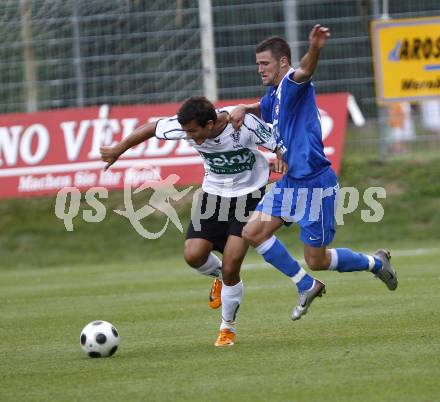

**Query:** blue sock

left=329, top=248, right=383, bottom=274
left=256, top=237, right=314, bottom=292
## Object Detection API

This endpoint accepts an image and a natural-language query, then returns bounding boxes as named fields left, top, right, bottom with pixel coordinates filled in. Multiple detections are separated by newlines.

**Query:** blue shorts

left=255, top=167, right=338, bottom=247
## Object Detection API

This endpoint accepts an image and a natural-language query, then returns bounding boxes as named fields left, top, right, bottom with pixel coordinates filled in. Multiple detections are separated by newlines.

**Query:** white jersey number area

left=155, top=109, right=276, bottom=197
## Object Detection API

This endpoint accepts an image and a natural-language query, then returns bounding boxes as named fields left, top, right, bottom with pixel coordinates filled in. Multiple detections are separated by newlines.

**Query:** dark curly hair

left=177, top=96, right=217, bottom=127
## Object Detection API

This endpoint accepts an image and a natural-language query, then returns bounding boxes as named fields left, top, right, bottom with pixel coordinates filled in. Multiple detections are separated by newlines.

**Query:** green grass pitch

left=1, top=247, right=439, bottom=402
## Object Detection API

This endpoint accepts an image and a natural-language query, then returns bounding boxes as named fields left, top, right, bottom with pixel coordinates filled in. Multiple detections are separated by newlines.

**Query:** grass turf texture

left=1, top=249, right=439, bottom=402
left=1, top=156, right=439, bottom=401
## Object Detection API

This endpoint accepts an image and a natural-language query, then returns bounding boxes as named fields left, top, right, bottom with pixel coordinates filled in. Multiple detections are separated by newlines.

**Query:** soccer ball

left=80, top=320, right=120, bottom=358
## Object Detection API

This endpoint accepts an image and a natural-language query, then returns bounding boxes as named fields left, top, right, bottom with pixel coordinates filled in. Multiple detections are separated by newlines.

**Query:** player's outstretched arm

left=293, top=24, right=330, bottom=83
left=230, top=102, right=261, bottom=130
left=100, top=121, right=157, bottom=170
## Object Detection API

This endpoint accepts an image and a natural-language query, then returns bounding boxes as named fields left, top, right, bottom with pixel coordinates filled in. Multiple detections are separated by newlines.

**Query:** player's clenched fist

left=100, top=145, right=122, bottom=171
left=309, top=24, right=330, bottom=49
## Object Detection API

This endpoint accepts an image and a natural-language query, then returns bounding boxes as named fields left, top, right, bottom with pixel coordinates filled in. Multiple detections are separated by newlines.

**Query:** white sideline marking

left=242, top=248, right=438, bottom=271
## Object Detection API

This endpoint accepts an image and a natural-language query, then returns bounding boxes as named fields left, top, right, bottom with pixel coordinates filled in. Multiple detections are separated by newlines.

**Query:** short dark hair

left=177, top=96, right=217, bottom=127
left=256, top=36, right=291, bottom=64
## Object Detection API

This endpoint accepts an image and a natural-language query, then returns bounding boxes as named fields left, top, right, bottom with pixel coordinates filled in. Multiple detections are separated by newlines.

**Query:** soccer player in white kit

left=100, top=96, right=296, bottom=346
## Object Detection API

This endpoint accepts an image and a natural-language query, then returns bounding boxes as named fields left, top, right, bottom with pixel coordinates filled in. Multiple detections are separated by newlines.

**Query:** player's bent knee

left=184, top=253, right=204, bottom=268
left=241, top=225, right=260, bottom=246
left=304, top=255, right=327, bottom=271
left=183, top=245, right=208, bottom=268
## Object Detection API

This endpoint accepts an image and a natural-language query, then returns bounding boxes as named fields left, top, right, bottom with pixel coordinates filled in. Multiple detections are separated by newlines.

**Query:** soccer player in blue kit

left=231, top=24, right=398, bottom=321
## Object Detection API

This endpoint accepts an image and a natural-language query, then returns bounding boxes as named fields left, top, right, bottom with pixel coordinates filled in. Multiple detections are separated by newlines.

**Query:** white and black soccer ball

left=80, top=320, right=120, bottom=358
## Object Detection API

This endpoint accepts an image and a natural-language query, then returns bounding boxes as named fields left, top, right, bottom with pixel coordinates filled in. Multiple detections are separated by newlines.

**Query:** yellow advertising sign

left=371, top=17, right=440, bottom=103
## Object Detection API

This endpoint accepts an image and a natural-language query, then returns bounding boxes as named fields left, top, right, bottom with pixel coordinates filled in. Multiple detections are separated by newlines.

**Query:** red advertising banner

left=0, top=94, right=349, bottom=199
left=313, top=93, right=350, bottom=175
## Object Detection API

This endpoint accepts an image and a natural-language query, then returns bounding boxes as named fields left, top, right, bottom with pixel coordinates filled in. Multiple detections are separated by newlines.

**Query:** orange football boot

left=214, top=328, right=236, bottom=347
left=208, top=278, right=222, bottom=309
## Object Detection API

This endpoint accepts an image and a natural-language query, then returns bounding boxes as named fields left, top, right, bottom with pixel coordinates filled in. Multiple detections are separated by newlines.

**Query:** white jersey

left=155, top=108, right=276, bottom=197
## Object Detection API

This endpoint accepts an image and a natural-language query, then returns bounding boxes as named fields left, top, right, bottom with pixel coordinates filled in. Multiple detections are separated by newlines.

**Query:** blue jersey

left=260, top=69, right=331, bottom=179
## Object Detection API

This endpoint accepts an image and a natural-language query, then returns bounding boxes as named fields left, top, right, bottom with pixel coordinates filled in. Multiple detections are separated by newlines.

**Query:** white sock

left=220, top=280, right=243, bottom=332
left=196, top=252, right=222, bottom=278
left=290, top=269, right=307, bottom=284
left=255, top=235, right=277, bottom=255
left=328, top=248, right=338, bottom=270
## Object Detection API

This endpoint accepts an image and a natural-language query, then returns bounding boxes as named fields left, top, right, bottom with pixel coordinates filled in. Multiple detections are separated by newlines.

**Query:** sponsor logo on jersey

left=199, top=149, right=256, bottom=174
left=255, top=124, right=272, bottom=143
